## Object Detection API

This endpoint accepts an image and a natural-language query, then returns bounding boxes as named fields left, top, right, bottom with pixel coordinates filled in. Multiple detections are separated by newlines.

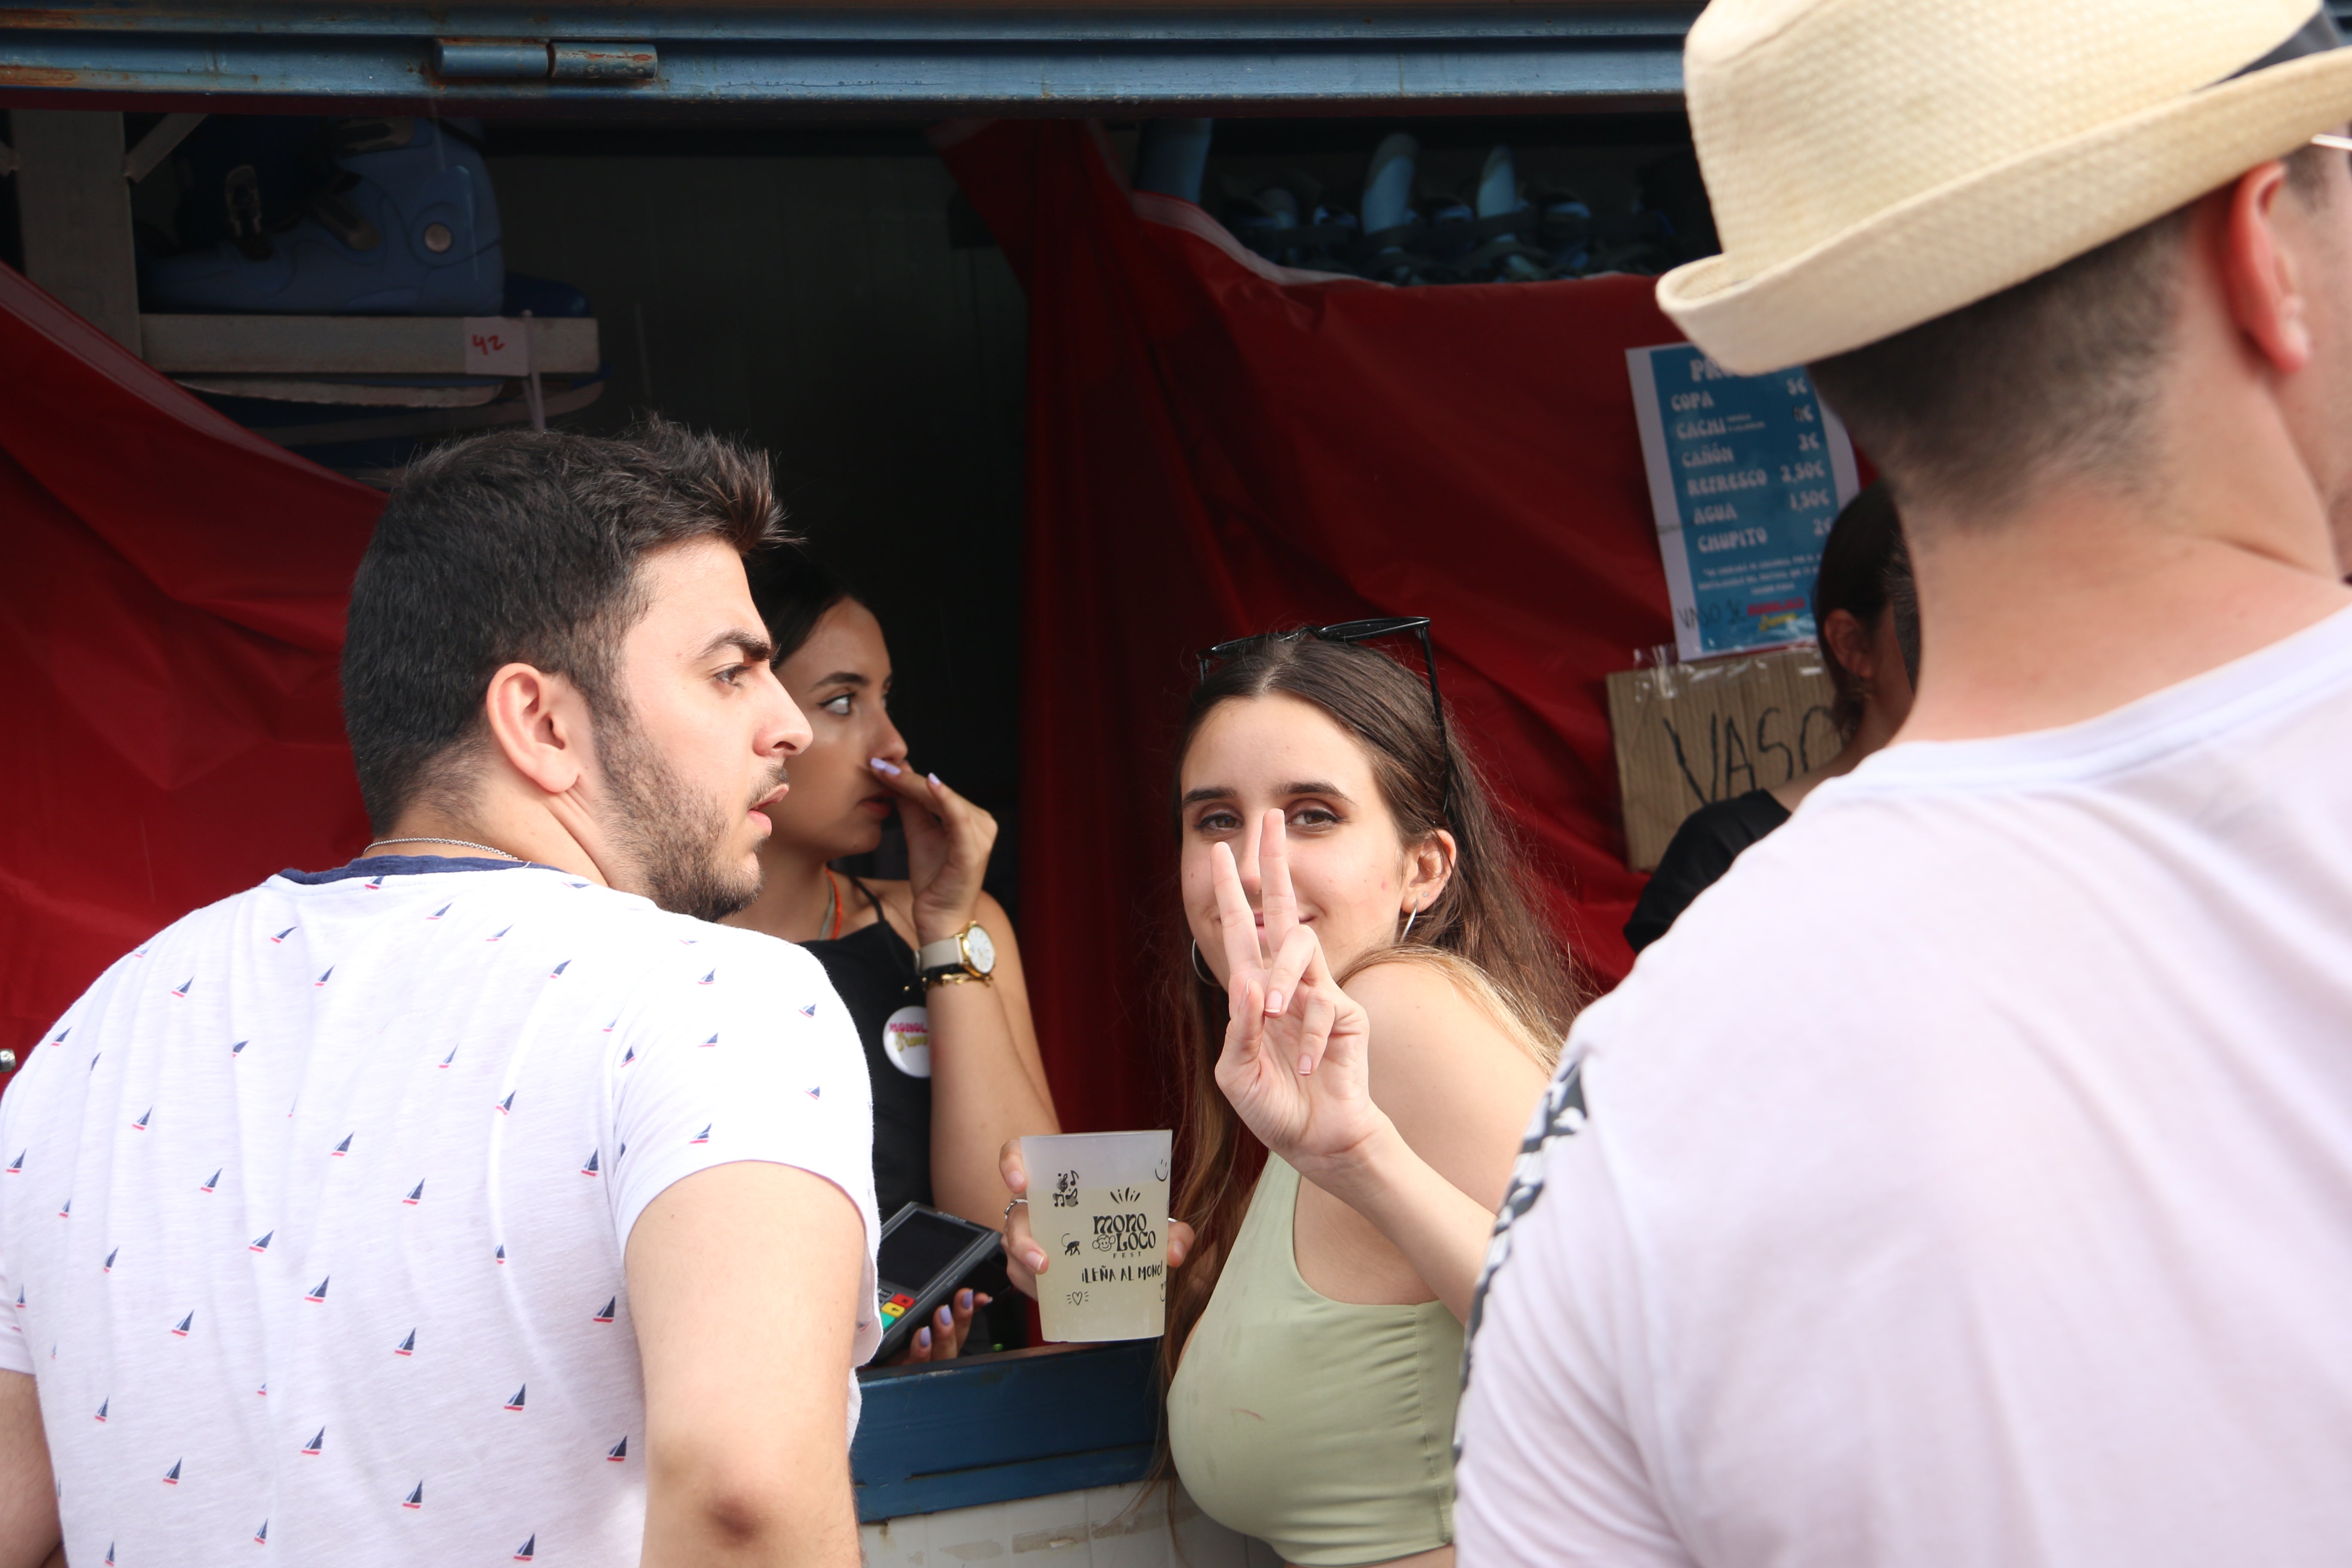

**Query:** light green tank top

left=1167, top=1156, right=1462, bottom=1565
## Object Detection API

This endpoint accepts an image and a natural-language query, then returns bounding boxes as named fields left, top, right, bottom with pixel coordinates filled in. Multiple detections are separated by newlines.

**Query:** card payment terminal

left=873, top=1202, right=1005, bottom=1364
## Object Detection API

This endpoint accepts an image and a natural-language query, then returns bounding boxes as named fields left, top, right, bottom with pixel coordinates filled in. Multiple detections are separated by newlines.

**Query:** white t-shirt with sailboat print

left=0, top=856, right=879, bottom=1568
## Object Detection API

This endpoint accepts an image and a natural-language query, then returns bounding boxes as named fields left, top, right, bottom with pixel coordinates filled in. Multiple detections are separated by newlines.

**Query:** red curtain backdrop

left=0, top=263, right=383, bottom=1058
left=939, top=120, right=1686, bottom=1136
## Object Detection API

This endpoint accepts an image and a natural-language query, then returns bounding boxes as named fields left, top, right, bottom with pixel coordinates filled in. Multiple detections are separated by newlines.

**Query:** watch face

left=965, top=924, right=997, bottom=974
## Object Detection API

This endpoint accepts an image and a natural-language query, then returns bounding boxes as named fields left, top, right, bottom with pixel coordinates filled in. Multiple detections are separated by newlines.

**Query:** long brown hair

left=1159, top=634, right=1582, bottom=1388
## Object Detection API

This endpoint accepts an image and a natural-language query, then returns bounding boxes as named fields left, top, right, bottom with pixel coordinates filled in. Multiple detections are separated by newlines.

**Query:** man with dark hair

left=1458, top=3, right=2352, bottom=1565
left=0, top=420, right=878, bottom=1566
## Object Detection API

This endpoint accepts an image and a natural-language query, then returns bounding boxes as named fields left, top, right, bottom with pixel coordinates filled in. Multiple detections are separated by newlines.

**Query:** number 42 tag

left=461, top=318, right=531, bottom=375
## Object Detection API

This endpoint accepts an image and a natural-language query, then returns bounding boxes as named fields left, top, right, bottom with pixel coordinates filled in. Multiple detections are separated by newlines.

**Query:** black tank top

left=801, top=877, right=932, bottom=1220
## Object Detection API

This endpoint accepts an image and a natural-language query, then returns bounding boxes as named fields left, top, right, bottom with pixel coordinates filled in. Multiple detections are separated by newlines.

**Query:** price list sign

left=1627, top=343, right=1862, bottom=660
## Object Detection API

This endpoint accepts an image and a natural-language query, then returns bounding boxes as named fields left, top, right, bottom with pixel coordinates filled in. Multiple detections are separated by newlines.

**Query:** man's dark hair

left=343, top=417, right=790, bottom=831
left=1810, top=147, right=2334, bottom=519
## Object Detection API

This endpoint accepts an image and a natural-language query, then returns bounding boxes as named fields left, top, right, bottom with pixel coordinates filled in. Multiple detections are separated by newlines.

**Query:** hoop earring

left=1192, top=940, right=1216, bottom=986
left=1401, top=900, right=1421, bottom=942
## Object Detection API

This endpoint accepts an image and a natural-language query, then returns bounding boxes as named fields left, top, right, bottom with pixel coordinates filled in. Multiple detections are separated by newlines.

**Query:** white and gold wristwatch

left=919, top=921, right=997, bottom=988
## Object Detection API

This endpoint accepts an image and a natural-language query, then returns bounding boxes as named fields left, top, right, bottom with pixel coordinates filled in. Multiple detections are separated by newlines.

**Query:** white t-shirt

left=0, top=857, right=880, bottom=1568
left=1456, top=606, right=2352, bottom=1568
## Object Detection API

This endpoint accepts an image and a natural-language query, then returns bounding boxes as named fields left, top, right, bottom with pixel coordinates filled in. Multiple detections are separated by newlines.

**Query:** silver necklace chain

left=362, top=836, right=524, bottom=863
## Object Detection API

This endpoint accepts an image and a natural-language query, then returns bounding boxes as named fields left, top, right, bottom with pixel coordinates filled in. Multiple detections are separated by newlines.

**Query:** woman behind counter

left=1623, top=481, right=1919, bottom=953
left=727, top=545, right=1058, bottom=1356
left=1011, top=626, right=1580, bottom=1566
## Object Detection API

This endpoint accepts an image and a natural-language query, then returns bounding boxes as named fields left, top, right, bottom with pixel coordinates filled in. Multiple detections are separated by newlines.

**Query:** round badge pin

left=881, top=1005, right=932, bottom=1078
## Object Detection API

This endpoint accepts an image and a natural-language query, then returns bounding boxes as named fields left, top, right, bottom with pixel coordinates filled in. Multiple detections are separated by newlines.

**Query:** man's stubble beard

left=595, top=703, right=777, bottom=924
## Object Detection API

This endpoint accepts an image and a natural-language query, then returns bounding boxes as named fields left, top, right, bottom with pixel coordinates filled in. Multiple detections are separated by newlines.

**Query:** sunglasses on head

left=1195, top=616, right=1454, bottom=818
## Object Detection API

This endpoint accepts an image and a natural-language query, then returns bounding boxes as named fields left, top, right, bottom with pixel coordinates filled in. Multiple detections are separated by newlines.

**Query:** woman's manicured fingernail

left=957, top=1289, right=973, bottom=1312
left=937, top=1305, right=954, bottom=1328
left=1265, top=991, right=1283, bottom=1016
left=928, top=772, right=944, bottom=788
left=916, top=1326, right=931, bottom=1348
left=1028, top=1251, right=1046, bottom=1271
left=870, top=757, right=902, bottom=776
left=978, top=1293, right=993, bottom=1306
left=1298, top=1053, right=1313, bottom=1075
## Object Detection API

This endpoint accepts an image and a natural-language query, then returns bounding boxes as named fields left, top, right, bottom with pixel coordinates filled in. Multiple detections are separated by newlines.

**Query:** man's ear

left=1406, top=829, right=1459, bottom=914
left=481, top=662, right=593, bottom=799
left=2220, top=159, right=2315, bottom=378
left=1821, top=607, right=1878, bottom=687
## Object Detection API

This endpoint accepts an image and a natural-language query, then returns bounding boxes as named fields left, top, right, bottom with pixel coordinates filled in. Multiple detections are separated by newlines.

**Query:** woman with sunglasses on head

left=1003, top=624, right=1580, bottom=1567
left=726, top=544, right=1059, bottom=1361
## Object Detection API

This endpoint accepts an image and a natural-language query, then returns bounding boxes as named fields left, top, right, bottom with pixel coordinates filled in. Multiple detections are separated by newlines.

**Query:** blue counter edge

left=852, top=1338, right=1162, bottom=1524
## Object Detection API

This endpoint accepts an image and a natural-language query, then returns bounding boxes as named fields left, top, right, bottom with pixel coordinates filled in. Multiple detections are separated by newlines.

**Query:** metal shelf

left=141, top=315, right=600, bottom=377
left=0, top=4, right=1698, bottom=115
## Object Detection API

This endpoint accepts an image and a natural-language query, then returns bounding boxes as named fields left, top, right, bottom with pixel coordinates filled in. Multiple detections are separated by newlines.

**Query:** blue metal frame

left=851, top=1338, right=1161, bottom=1522
left=0, top=5, right=1696, bottom=114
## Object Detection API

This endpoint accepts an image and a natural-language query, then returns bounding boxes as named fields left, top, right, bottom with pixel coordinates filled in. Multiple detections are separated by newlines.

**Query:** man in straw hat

left=1454, top=2, right=2352, bottom=1563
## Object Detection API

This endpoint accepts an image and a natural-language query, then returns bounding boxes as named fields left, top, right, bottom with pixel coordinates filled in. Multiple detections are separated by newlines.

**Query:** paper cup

left=1022, top=1130, right=1173, bottom=1342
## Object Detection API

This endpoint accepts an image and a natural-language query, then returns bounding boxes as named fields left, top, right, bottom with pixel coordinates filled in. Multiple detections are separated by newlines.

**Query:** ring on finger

left=1003, top=1195, right=1029, bottom=1223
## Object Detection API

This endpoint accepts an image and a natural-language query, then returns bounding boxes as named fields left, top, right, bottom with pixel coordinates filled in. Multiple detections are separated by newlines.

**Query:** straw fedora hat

left=1659, top=1, right=2352, bottom=374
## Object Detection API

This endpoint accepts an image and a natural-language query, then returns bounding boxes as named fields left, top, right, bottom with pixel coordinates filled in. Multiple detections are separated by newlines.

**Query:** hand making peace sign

left=1209, top=810, right=1388, bottom=1182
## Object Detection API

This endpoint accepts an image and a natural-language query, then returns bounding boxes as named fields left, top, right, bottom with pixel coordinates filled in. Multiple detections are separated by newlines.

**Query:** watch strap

left=917, top=935, right=965, bottom=972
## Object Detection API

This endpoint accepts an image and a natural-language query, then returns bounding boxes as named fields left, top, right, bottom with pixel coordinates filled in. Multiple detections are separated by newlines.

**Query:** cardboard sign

left=1605, top=647, right=1839, bottom=872
left=1627, top=343, right=1862, bottom=660
left=461, top=317, right=532, bottom=375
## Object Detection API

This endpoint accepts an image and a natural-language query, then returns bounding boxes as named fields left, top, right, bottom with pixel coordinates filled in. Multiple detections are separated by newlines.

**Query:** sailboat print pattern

left=0, top=857, right=879, bottom=1564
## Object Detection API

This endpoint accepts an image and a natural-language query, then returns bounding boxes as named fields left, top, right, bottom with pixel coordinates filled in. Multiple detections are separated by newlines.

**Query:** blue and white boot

left=144, top=117, right=503, bottom=315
